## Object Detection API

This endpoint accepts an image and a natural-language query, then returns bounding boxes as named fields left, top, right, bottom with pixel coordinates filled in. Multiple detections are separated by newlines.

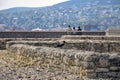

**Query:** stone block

left=83, top=62, right=95, bottom=69
left=76, top=53, right=86, bottom=61
left=85, top=69, right=94, bottom=73
left=117, top=72, right=120, bottom=78
left=84, top=54, right=99, bottom=62
left=97, top=73, right=109, bottom=79
left=87, top=73, right=97, bottom=79
left=110, top=67, right=120, bottom=71
left=95, top=68, right=109, bottom=73
left=97, top=54, right=110, bottom=67
left=109, top=55, right=120, bottom=66
left=107, top=72, right=118, bottom=78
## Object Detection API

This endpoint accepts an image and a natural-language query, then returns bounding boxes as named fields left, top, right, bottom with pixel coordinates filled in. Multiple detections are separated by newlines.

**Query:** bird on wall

left=55, top=41, right=66, bottom=48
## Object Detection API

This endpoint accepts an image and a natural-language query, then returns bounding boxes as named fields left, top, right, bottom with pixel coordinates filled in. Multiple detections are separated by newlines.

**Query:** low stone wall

left=7, top=40, right=120, bottom=53
left=7, top=44, right=120, bottom=79
left=106, top=28, right=120, bottom=35
left=0, top=38, right=58, bottom=50
left=61, top=35, right=120, bottom=41
left=63, top=40, right=120, bottom=53
left=6, top=41, right=57, bottom=49
left=0, top=39, right=13, bottom=50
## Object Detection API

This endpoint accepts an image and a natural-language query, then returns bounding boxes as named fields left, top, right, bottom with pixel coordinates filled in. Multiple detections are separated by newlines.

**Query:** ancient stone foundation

left=7, top=39, right=120, bottom=53
left=1, top=35, right=120, bottom=79
left=7, top=44, right=120, bottom=80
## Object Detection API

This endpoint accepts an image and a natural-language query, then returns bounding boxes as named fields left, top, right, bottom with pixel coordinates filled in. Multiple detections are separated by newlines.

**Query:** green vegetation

left=0, top=0, right=120, bottom=30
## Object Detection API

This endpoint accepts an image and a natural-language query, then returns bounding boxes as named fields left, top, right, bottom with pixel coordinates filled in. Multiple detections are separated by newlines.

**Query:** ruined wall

left=7, top=44, right=120, bottom=80
left=0, top=39, right=13, bottom=50
left=61, top=35, right=120, bottom=41
left=0, top=38, right=58, bottom=50
left=106, top=28, right=120, bottom=35
left=7, top=40, right=120, bottom=53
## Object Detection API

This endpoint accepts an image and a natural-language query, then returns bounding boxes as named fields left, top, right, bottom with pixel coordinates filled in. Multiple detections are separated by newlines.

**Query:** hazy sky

left=0, top=0, right=68, bottom=10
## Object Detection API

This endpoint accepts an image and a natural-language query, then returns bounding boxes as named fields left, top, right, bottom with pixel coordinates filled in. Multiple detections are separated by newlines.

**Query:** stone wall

left=0, top=38, right=58, bottom=50
left=106, top=28, right=120, bottom=35
left=61, top=35, right=120, bottom=41
left=0, top=31, right=105, bottom=38
left=63, top=40, right=120, bottom=53
left=7, top=40, right=120, bottom=53
left=0, top=39, right=13, bottom=50
left=0, top=31, right=66, bottom=38
left=7, top=44, right=120, bottom=80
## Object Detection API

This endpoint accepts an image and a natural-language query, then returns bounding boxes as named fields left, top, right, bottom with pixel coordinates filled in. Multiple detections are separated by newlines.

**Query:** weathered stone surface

left=117, top=72, right=120, bottom=78
left=98, top=54, right=110, bottom=67
left=95, top=68, right=109, bottom=73
left=61, top=35, right=120, bottom=41
left=109, top=55, right=120, bottom=66
left=84, top=54, right=99, bottom=62
left=6, top=38, right=120, bottom=53
left=6, top=44, right=120, bottom=79
left=97, top=73, right=109, bottom=78
left=106, top=28, right=120, bottom=35
left=86, top=73, right=97, bottom=79
left=107, top=72, right=118, bottom=78
left=110, top=67, right=120, bottom=71
left=83, top=62, right=95, bottom=69
left=85, top=69, right=94, bottom=73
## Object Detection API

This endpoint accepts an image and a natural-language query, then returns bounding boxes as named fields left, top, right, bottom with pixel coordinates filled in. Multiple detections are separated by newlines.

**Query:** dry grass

left=0, top=50, right=39, bottom=67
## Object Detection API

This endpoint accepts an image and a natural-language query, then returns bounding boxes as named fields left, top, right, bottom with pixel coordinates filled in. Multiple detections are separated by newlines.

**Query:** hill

left=0, top=7, right=39, bottom=13
left=0, top=0, right=120, bottom=30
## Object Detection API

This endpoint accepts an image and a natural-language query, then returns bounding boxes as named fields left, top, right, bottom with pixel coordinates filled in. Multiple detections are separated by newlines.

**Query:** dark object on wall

left=55, top=41, right=66, bottom=48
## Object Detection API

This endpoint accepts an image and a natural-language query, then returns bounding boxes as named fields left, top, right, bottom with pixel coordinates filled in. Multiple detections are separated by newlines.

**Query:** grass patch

left=0, top=50, right=40, bottom=67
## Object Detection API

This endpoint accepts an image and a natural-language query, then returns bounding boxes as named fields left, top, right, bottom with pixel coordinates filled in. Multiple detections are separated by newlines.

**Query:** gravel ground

left=0, top=50, right=81, bottom=80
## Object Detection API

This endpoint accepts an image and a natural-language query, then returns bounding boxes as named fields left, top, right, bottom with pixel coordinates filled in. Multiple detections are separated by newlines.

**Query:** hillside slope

left=0, top=0, right=120, bottom=30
